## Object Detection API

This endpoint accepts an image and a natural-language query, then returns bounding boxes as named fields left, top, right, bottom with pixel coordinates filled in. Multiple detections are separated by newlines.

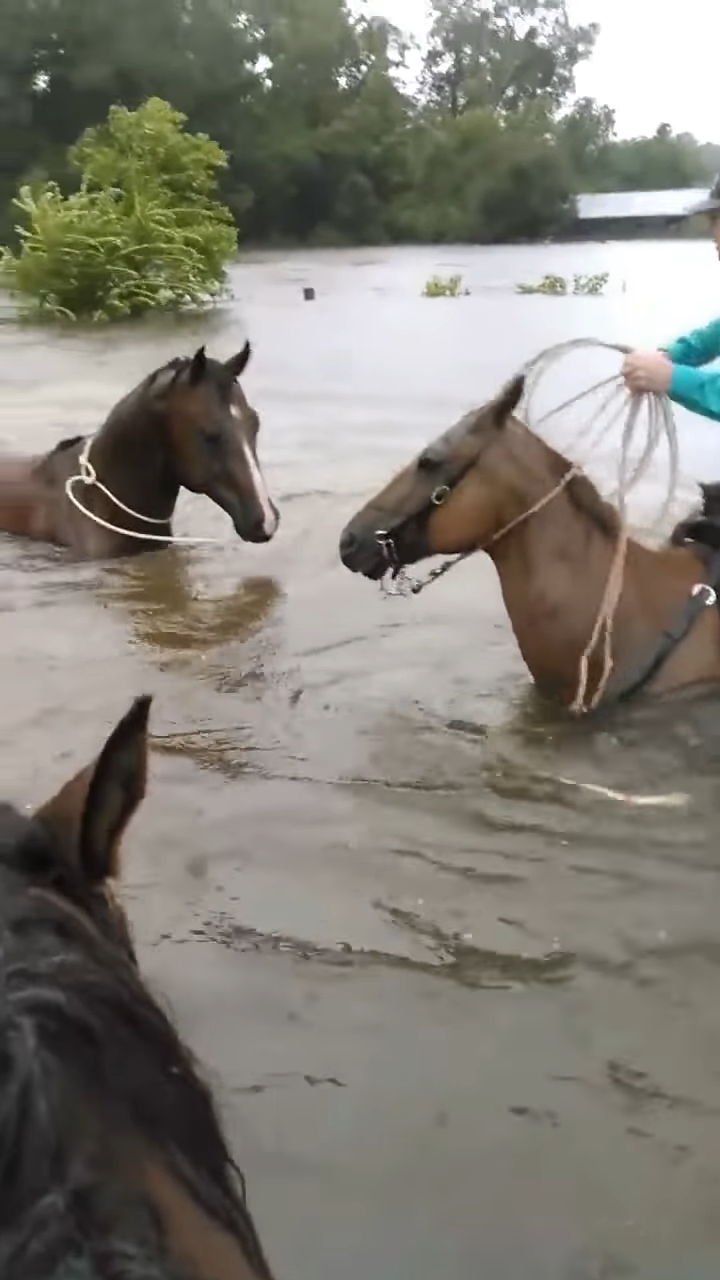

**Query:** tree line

left=0, top=0, right=717, bottom=247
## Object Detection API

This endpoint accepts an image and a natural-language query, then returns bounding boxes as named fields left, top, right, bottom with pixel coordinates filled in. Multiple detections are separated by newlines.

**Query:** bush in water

left=422, top=274, right=470, bottom=297
left=516, top=272, right=609, bottom=296
left=0, top=98, right=237, bottom=322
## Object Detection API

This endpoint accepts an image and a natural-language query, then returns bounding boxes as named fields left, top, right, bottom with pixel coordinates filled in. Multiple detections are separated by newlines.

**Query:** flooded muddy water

left=2, top=240, right=720, bottom=1279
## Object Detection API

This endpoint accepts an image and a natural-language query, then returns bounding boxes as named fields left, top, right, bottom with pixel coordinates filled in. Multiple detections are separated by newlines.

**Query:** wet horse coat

left=339, top=374, right=720, bottom=709
left=0, top=344, right=279, bottom=560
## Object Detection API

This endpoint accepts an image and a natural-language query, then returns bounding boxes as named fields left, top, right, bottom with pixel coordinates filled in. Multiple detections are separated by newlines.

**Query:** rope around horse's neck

left=520, top=339, right=680, bottom=713
left=64, top=436, right=223, bottom=545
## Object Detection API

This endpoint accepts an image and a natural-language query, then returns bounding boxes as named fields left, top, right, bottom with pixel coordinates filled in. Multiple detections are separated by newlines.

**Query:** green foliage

left=0, top=0, right=717, bottom=255
left=516, top=271, right=609, bottom=295
left=516, top=273, right=568, bottom=295
left=0, top=99, right=237, bottom=320
left=422, top=0, right=597, bottom=117
left=422, top=273, right=469, bottom=297
left=573, top=272, right=608, bottom=296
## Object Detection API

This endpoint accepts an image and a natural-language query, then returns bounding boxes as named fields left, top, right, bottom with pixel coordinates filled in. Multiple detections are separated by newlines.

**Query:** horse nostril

left=238, top=511, right=272, bottom=543
left=249, top=519, right=272, bottom=543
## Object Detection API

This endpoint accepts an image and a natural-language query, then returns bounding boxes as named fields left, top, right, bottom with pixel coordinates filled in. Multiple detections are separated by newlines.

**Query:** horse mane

left=47, top=435, right=85, bottom=458
left=539, top=435, right=620, bottom=539
left=0, top=804, right=273, bottom=1280
left=97, top=355, right=232, bottom=439
left=565, top=471, right=620, bottom=538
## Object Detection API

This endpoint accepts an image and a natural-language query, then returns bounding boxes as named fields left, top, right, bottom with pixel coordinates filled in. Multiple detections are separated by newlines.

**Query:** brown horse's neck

left=487, top=480, right=709, bottom=705
left=89, top=397, right=180, bottom=524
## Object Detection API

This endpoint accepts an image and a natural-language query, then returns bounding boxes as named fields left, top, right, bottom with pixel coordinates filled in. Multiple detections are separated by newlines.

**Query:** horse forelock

left=145, top=355, right=232, bottom=395
left=0, top=816, right=273, bottom=1279
left=99, top=356, right=235, bottom=437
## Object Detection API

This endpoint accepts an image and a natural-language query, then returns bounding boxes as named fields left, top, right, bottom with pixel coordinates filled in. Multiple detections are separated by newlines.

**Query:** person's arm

left=668, top=364, right=720, bottom=421
left=664, top=317, right=720, bottom=367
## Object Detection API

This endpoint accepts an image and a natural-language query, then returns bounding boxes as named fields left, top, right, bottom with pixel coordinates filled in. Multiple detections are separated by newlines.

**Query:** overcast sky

left=367, top=0, right=719, bottom=142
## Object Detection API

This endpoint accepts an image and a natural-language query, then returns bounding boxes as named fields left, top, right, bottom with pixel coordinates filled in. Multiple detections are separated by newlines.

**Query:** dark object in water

left=303, top=287, right=316, bottom=301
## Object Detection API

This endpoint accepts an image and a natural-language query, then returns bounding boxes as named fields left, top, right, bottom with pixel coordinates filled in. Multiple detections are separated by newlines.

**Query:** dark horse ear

left=491, top=374, right=525, bottom=427
left=224, top=341, right=251, bottom=380
left=34, top=697, right=152, bottom=885
left=188, top=346, right=208, bottom=386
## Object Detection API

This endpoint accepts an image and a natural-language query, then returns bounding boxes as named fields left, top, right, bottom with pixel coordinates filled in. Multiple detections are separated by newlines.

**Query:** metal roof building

left=576, top=189, right=707, bottom=222
left=569, top=188, right=709, bottom=239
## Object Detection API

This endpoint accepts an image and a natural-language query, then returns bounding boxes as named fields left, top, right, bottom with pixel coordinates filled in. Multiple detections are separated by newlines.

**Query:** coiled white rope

left=65, top=436, right=223, bottom=545
left=520, top=339, right=681, bottom=712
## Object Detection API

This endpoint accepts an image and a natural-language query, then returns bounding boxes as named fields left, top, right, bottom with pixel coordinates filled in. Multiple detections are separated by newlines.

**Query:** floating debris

left=552, top=775, right=689, bottom=808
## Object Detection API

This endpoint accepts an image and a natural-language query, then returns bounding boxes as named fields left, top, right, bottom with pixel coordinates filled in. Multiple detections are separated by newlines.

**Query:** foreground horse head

left=0, top=697, right=275, bottom=1279
left=339, top=375, right=720, bottom=709
left=0, top=341, right=280, bottom=558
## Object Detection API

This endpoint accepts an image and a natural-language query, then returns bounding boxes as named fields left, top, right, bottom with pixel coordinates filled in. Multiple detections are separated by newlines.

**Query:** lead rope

left=65, top=436, right=223, bottom=545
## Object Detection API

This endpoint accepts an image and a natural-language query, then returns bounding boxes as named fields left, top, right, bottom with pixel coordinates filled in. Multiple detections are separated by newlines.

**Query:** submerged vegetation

left=422, top=274, right=469, bottom=297
left=516, top=272, right=610, bottom=296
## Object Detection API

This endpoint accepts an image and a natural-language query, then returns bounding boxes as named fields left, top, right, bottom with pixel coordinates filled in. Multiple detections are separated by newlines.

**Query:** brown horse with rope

left=0, top=342, right=279, bottom=559
left=0, top=695, right=276, bottom=1279
left=339, top=361, right=720, bottom=713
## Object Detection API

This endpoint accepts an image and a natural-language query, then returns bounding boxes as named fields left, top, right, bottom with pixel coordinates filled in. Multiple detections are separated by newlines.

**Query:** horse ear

left=34, top=697, right=152, bottom=885
left=491, top=374, right=525, bottom=427
left=224, top=341, right=251, bottom=380
left=188, top=346, right=208, bottom=385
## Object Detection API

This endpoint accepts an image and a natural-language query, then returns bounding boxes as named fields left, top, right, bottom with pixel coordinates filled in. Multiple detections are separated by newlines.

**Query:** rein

left=65, top=437, right=223, bottom=546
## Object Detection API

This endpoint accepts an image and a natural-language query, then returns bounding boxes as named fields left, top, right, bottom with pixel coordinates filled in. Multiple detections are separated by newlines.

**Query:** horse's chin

left=357, top=540, right=428, bottom=580
left=339, top=514, right=431, bottom=578
left=361, top=559, right=392, bottom=581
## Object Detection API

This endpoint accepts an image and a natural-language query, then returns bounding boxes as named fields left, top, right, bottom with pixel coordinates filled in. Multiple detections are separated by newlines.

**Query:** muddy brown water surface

left=3, top=242, right=720, bottom=1278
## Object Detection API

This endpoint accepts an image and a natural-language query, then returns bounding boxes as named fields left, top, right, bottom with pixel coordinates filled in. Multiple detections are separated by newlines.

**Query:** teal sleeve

left=669, top=365, right=720, bottom=422
left=664, top=317, right=720, bottom=366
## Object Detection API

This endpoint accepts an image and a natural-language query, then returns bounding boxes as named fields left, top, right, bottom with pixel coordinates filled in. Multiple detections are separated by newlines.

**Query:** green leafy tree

left=423, top=0, right=597, bottom=116
left=403, top=102, right=571, bottom=242
left=557, top=97, right=615, bottom=189
left=598, top=125, right=708, bottom=192
left=0, top=97, right=237, bottom=320
left=0, top=0, right=718, bottom=253
left=479, top=105, right=573, bottom=239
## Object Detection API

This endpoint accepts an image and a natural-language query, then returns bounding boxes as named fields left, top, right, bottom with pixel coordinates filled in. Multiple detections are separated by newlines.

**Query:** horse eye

left=203, top=427, right=222, bottom=446
left=418, top=451, right=441, bottom=472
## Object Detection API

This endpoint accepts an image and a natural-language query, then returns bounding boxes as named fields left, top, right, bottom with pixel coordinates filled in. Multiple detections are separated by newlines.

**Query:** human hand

left=621, top=350, right=673, bottom=395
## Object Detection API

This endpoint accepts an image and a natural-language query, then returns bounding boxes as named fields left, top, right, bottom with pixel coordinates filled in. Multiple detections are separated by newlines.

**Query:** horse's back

left=0, top=446, right=73, bottom=544
left=0, top=439, right=156, bottom=558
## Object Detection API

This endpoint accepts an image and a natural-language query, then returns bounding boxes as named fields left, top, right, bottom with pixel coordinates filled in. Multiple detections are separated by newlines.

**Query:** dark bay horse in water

left=0, top=696, right=275, bottom=1279
left=0, top=342, right=279, bottom=559
left=339, top=374, right=720, bottom=711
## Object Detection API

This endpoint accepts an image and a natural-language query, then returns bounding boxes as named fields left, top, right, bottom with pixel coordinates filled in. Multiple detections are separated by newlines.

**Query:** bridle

left=376, top=481, right=462, bottom=596
left=374, top=460, right=583, bottom=597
